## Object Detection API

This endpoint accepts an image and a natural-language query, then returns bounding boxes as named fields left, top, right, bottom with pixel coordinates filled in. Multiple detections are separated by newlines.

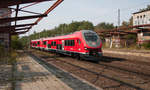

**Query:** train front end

left=81, top=30, right=103, bottom=61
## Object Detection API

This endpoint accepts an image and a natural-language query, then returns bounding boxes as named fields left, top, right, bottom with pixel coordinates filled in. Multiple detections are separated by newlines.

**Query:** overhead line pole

left=118, top=9, right=120, bottom=27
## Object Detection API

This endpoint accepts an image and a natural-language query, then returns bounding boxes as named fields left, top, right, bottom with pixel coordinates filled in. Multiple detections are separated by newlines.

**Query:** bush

left=142, top=42, right=150, bottom=49
left=11, top=35, right=23, bottom=50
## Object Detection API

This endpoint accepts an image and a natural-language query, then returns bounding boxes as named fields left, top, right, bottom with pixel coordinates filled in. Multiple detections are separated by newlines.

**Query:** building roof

left=133, top=9, right=150, bottom=14
left=0, top=0, right=50, bottom=8
left=0, top=0, right=64, bottom=35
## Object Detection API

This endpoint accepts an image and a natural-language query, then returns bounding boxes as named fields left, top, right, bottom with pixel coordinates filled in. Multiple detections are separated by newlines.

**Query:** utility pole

left=117, top=9, right=121, bottom=48
left=118, top=9, right=120, bottom=27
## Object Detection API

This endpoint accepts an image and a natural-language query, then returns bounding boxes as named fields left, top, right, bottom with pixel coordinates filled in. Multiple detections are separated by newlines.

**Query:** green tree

left=139, top=5, right=150, bottom=12
left=121, top=21, right=129, bottom=27
left=95, top=22, right=115, bottom=30
left=11, top=35, right=23, bottom=50
left=20, top=20, right=95, bottom=44
left=77, top=21, right=94, bottom=30
left=129, top=17, right=133, bottom=26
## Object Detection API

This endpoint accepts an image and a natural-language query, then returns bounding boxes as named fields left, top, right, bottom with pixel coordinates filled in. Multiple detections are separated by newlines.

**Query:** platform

left=0, top=64, right=12, bottom=90
left=14, top=53, right=72, bottom=90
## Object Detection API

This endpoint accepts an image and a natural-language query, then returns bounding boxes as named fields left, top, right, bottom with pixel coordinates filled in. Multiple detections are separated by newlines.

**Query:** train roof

left=31, top=30, right=95, bottom=41
left=31, top=38, right=43, bottom=42
left=43, top=30, right=82, bottom=41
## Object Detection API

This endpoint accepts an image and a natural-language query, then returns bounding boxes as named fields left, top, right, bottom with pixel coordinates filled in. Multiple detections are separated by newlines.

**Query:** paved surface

left=103, top=49, right=150, bottom=58
left=0, top=64, right=12, bottom=90
left=15, top=54, right=72, bottom=90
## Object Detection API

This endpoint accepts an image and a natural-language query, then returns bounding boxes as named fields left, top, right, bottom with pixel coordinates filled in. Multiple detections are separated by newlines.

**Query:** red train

left=30, top=30, right=103, bottom=61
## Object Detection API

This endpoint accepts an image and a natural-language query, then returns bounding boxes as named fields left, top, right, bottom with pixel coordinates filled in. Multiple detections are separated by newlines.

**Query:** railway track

left=99, top=60, right=150, bottom=78
left=103, top=53, right=150, bottom=66
left=55, top=58, right=149, bottom=89
left=29, top=50, right=150, bottom=90
left=51, top=59, right=144, bottom=90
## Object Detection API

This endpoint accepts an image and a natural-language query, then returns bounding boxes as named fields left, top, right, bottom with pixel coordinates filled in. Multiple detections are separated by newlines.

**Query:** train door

left=62, top=40, right=64, bottom=50
left=76, top=39, right=81, bottom=51
left=45, top=40, right=48, bottom=49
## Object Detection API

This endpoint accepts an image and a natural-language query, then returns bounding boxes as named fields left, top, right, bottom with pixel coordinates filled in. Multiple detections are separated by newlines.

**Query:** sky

left=13, top=0, right=150, bottom=36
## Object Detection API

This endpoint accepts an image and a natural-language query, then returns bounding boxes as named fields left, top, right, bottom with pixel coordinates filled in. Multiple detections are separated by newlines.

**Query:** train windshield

left=83, top=30, right=101, bottom=47
left=84, top=32, right=98, bottom=41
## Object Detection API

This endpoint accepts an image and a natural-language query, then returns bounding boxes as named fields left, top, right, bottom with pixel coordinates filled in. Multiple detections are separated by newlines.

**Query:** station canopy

left=96, top=24, right=150, bottom=37
left=0, top=0, right=63, bottom=35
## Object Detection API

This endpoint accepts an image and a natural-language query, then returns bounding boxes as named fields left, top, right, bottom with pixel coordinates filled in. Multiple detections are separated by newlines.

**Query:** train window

left=54, top=41, right=56, bottom=46
left=69, top=40, right=71, bottom=46
left=51, top=42, right=53, bottom=46
left=70, top=40, right=72, bottom=46
left=37, top=41, right=40, bottom=45
left=48, top=44, right=51, bottom=48
left=65, top=40, right=66, bottom=46
left=34, top=43, right=36, bottom=46
left=84, top=32, right=98, bottom=41
left=68, top=40, right=71, bottom=46
left=71, top=40, right=75, bottom=46
left=77, top=39, right=81, bottom=45
left=67, top=40, right=69, bottom=46
left=51, top=41, right=56, bottom=46
left=64, top=40, right=75, bottom=46
left=43, top=41, right=46, bottom=45
left=65, top=40, right=68, bottom=46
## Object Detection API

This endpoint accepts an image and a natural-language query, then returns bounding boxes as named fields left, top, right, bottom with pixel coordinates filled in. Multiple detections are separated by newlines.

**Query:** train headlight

left=84, top=47, right=88, bottom=50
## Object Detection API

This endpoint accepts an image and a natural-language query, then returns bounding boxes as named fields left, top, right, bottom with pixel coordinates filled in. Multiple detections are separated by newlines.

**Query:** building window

left=143, top=15, right=146, bottom=18
left=135, top=21, right=137, bottom=25
left=137, top=16, right=139, bottom=19
left=143, top=33, right=150, bottom=36
left=142, top=20, right=144, bottom=24
left=138, top=21, right=140, bottom=25
left=140, top=15, right=142, bottom=18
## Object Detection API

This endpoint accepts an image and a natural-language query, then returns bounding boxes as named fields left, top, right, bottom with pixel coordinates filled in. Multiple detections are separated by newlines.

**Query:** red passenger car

left=31, top=30, right=103, bottom=61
